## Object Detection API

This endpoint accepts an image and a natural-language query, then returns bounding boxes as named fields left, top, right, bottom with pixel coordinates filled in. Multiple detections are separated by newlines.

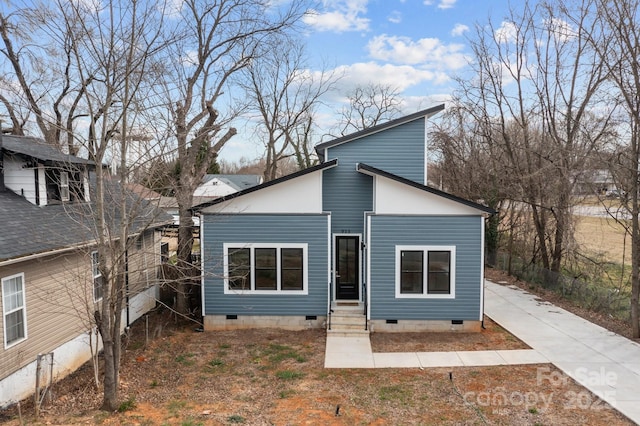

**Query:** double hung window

left=2, top=273, right=27, bottom=348
left=92, top=251, right=104, bottom=301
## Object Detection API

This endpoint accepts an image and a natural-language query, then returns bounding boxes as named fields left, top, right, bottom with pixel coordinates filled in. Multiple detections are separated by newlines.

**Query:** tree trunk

left=175, top=190, right=195, bottom=315
left=100, top=338, right=118, bottom=411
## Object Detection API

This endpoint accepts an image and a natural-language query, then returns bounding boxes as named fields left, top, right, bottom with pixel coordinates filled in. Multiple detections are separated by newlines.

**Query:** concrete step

left=327, top=328, right=370, bottom=337
left=331, top=314, right=364, bottom=323
left=330, top=322, right=367, bottom=331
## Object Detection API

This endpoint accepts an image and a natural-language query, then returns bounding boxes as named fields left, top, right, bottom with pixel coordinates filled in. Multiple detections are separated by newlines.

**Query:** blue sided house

left=193, top=105, right=496, bottom=333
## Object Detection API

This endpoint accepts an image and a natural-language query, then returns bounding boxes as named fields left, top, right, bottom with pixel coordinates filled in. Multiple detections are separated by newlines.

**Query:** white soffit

left=200, top=170, right=324, bottom=214
left=375, top=176, right=483, bottom=215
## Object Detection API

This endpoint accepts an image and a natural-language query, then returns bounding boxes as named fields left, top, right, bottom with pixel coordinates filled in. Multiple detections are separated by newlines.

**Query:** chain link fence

left=493, top=252, right=631, bottom=321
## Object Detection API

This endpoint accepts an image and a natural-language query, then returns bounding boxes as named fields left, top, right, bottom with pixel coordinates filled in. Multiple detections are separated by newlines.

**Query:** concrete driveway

left=485, top=280, right=640, bottom=424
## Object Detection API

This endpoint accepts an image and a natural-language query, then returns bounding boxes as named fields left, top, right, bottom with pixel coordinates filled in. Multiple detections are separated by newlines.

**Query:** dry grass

left=0, top=310, right=632, bottom=426
left=574, top=215, right=630, bottom=264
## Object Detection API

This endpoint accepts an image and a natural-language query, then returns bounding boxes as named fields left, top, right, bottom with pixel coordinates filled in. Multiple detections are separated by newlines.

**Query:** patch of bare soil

left=371, top=316, right=528, bottom=352
left=485, top=268, right=637, bottom=342
left=0, top=308, right=633, bottom=425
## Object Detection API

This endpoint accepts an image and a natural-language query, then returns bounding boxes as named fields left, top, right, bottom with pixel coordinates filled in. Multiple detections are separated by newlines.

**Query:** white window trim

left=223, top=243, right=309, bottom=295
left=60, top=171, right=70, bottom=202
left=92, top=251, right=103, bottom=302
left=2, top=272, right=28, bottom=349
left=395, top=245, right=456, bottom=299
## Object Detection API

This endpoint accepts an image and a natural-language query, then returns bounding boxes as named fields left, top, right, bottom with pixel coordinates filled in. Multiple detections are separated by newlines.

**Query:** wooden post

left=34, top=354, right=42, bottom=417
left=47, top=353, right=54, bottom=404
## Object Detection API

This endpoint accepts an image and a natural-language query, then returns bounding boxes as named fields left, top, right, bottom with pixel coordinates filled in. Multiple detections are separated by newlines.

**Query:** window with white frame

left=395, top=245, right=456, bottom=298
left=92, top=251, right=104, bottom=301
left=224, top=243, right=308, bottom=294
left=2, top=273, right=27, bottom=348
left=60, top=171, right=70, bottom=202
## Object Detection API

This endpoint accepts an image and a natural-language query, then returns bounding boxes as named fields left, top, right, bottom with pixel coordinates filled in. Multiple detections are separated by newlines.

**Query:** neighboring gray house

left=193, top=106, right=495, bottom=334
left=193, top=174, right=263, bottom=205
left=0, top=135, right=170, bottom=407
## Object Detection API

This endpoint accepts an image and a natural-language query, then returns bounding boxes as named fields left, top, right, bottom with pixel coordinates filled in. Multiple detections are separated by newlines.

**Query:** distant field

left=574, top=215, right=630, bottom=264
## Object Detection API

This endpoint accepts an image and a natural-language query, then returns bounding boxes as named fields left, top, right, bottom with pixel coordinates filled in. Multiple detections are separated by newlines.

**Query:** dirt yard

left=0, top=308, right=633, bottom=425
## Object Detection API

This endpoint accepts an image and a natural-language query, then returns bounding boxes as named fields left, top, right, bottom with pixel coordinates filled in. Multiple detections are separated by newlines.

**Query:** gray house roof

left=1, top=134, right=95, bottom=166
left=0, top=190, right=91, bottom=261
left=0, top=180, right=172, bottom=262
left=0, top=133, right=171, bottom=262
left=201, top=174, right=263, bottom=191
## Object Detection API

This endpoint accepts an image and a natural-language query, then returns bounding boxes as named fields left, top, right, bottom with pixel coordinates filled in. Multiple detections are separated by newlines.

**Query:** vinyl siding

left=127, top=230, right=159, bottom=296
left=323, top=118, right=426, bottom=235
left=202, top=214, right=329, bottom=316
left=0, top=252, right=91, bottom=380
left=0, top=233, right=163, bottom=381
left=368, top=215, right=482, bottom=320
left=4, top=156, right=37, bottom=204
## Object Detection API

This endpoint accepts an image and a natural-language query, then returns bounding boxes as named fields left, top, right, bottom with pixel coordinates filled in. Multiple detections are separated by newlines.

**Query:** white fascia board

left=201, top=169, right=324, bottom=214
left=374, top=175, right=485, bottom=215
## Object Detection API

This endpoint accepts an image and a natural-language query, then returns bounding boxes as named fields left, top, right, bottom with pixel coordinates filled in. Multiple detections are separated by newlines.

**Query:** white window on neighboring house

left=395, top=245, right=456, bottom=299
left=92, top=251, right=104, bottom=301
left=60, top=171, right=70, bottom=202
left=2, top=273, right=28, bottom=348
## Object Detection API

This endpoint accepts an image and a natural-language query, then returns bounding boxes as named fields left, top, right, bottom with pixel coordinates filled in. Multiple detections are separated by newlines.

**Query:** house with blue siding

left=194, top=105, right=495, bottom=333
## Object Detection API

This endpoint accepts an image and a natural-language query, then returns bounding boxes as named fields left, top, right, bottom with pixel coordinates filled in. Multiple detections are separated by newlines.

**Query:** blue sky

left=221, top=0, right=507, bottom=162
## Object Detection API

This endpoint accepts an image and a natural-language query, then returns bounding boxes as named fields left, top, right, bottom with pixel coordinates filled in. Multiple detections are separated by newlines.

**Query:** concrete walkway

left=323, top=281, right=640, bottom=424
left=485, top=280, right=640, bottom=424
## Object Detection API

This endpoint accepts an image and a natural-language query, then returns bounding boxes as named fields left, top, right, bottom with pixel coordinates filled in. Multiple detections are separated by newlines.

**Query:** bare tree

left=242, top=39, right=335, bottom=181
left=590, top=0, right=640, bottom=337
left=0, top=8, right=91, bottom=153
left=43, top=0, right=167, bottom=411
left=155, top=0, right=307, bottom=314
left=455, top=0, right=611, bottom=272
left=335, top=82, right=402, bottom=136
left=430, top=105, right=513, bottom=266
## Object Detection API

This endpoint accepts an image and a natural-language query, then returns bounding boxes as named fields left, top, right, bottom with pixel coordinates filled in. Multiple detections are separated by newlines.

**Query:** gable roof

left=314, top=104, right=445, bottom=161
left=0, top=176, right=172, bottom=263
left=356, top=163, right=496, bottom=215
left=201, top=174, right=263, bottom=191
left=191, top=159, right=338, bottom=212
left=1, top=134, right=95, bottom=166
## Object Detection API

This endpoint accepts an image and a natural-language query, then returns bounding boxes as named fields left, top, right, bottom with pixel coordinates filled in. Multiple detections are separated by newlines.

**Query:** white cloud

left=423, top=0, right=456, bottom=9
left=303, top=0, right=370, bottom=33
left=495, top=21, right=518, bottom=44
left=451, top=23, right=469, bottom=37
left=544, top=17, right=577, bottom=42
left=366, top=34, right=468, bottom=70
left=327, top=62, right=449, bottom=93
left=437, top=0, right=457, bottom=9
left=388, top=10, right=402, bottom=24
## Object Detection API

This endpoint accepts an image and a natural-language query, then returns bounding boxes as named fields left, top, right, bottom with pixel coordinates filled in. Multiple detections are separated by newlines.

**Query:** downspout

left=34, top=167, right=40, bottom=205
left=327, top=213, right=332, bottom=330
left=125, top=248, right=130, bottom=327
left=481, top=214, right=488, bottom=330
left=0, top=133, right=4, bottom=192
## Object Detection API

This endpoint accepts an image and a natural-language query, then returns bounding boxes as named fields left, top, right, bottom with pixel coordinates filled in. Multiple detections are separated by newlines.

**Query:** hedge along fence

left=491, top=252, right=631, bottom=322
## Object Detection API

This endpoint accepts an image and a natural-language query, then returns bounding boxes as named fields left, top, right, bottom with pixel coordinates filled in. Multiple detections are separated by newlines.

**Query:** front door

left=335, top=236, right=359, bottom=300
